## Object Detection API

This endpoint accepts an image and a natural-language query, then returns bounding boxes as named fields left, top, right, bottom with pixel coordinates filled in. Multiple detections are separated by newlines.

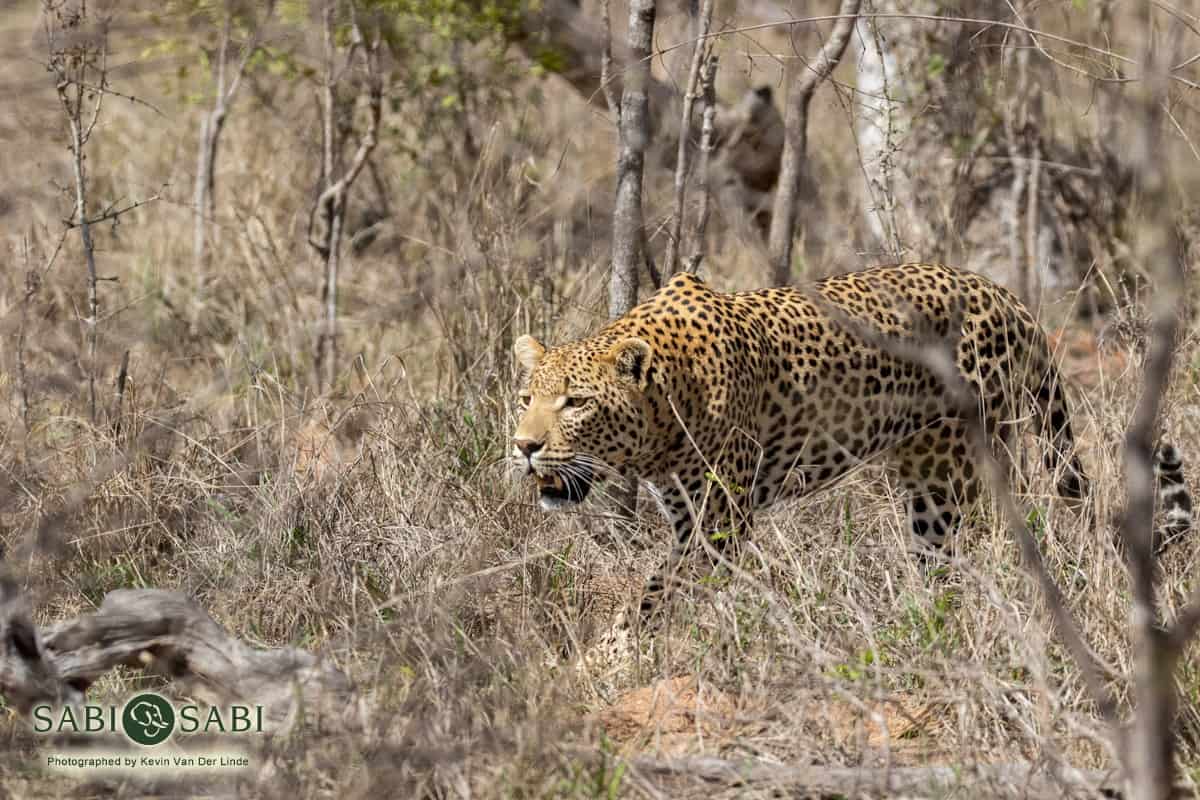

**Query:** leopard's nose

left=514, top=438, right=545, bottom=459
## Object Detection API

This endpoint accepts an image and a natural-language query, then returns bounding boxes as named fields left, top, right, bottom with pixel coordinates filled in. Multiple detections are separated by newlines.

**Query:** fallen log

left=0, top=578, right=353, bottom=730
left=630, top=756, right=1184, bottom=799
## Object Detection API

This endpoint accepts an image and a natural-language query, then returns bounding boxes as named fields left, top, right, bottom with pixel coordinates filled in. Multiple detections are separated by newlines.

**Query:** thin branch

left=309, top=0, right=384, bottom=390
left=81, top=34, right=107, bottom=143
left=55, top=77, right=166, bottom=117
left=1025, top=136, right=1043, bottom=314
left=63, top=192, right=161, bottom=228
left=645, top=13, right=1200, bottom=91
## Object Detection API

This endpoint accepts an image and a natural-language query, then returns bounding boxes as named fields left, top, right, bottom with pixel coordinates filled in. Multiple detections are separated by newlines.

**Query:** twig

left=81, top=34, right=107, bottom=144
left=56, top=77, right=166, bottom=117
left=111, top=349, right=129, bottom=439
left=62, top=192, right=161, bottom=228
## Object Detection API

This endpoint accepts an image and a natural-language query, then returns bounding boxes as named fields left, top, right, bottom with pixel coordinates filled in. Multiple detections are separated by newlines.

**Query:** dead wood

left=630, top=756, right=1156, bottom=798
left=0, top=581, right=353, bottom=730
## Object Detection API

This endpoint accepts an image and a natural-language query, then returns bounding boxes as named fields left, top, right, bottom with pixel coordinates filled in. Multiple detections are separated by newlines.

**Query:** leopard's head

left=512, top=333, right=652, bottom=510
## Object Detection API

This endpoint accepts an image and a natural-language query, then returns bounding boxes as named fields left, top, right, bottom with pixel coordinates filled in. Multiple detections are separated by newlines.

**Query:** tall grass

left=1, top=1, right=1199, bottom=796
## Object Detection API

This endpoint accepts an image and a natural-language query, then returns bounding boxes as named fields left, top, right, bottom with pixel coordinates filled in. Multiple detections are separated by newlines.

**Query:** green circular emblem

left=121, top=693, right=175, bottom=746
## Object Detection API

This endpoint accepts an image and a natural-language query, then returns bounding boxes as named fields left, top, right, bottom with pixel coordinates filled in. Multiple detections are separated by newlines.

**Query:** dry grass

left=2, top=0, right=1200, bottom=797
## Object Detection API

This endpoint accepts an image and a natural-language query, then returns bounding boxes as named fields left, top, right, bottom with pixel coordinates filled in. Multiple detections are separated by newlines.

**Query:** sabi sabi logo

left=33, top=693, right=264, bottom=746
left=122, top=694, right=176, bottom=746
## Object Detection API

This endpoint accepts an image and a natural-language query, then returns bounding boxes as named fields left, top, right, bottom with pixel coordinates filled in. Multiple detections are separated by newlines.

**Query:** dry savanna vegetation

left=2, top=0, right=1200, bottom=797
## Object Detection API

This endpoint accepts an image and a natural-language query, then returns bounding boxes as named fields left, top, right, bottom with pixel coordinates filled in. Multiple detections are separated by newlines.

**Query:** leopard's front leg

left=639, top=464, right=754, bottom=625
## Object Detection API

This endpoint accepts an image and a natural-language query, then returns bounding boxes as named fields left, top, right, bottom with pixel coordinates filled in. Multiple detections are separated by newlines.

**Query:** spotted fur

left=1154, top=442, right=1193, bottom=552
left=512, top=264, right=1090, bottom=621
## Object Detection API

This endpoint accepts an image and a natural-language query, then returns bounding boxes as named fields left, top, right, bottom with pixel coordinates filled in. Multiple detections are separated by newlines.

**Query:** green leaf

left=926, top=53, right=946, bottom=79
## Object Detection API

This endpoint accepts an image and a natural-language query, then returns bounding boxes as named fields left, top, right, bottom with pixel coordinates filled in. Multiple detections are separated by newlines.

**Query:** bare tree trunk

left=46, top=6, right=110, bottom=424
left=663, top=0, right=713, bottom=276
left=685, top=53, right=719, bottom=275
left=608, top=0, right=657, bottom=516
left=609, top=0, right=655, bottom=319
left=68, top=98, right=100, bottom=423
left=308, top=0, right=382, bottom=391
left=193, top=4, right=275, bottom=284
left=766, top=0, right=860, bottom=285
left=854, top=1, right=1131, bottom=308
left=192, top=18, right=229, bottom=278
left=854, top=10, right=902, bottom=259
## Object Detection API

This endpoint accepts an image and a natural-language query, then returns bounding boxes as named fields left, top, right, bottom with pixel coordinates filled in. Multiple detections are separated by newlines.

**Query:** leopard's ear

left=514, top=335, right=545, bottom=372
left=607, top=337, right=652, bottom=390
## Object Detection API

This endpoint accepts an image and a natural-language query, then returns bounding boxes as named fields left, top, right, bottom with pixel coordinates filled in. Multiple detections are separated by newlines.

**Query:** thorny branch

left=63, top=192, right=162, bottom=229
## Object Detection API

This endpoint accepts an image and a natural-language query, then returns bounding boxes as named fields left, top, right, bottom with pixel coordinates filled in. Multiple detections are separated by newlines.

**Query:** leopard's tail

left=1154, top=442, right=1193, bottom=551
left=1031, top=358, right=1089, bottom=507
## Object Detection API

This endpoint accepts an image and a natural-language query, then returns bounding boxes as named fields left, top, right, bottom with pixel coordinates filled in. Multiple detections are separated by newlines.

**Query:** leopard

left=511, top=263, right=1185, bottom=623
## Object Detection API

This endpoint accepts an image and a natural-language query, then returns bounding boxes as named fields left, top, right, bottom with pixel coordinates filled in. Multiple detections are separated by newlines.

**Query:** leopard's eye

left=518, top=394, right=531, bottom=408
left=563, top=396, right=591, bottom=409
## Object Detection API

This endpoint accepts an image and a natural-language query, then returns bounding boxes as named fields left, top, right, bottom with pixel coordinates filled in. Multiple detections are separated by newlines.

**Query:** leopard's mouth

left=533, top=465, right=594, bottom=509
